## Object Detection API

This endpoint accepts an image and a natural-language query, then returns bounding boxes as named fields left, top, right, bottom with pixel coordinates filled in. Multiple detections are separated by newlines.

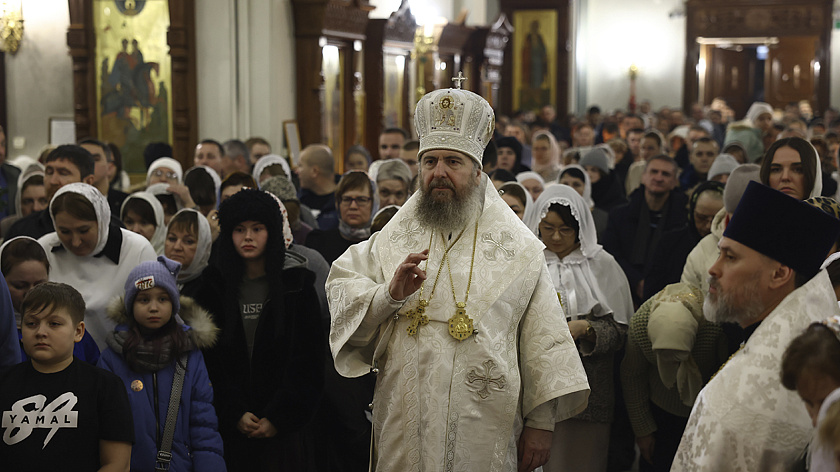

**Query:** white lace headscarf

left=525, top=183, right=630, bottom=323
left=49, top=183, right=111, bottom=257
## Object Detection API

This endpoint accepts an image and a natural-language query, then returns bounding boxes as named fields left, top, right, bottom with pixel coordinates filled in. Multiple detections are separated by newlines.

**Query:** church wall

left=194, top=0, right=295, bottom=155
left=581, top=0, right=686, bottom=114
left=4, top=0, right=74, bottom=162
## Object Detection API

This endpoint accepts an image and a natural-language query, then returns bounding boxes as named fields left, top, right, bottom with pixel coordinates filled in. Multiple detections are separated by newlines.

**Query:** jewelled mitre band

left=414, top=86, right=495, bottom=167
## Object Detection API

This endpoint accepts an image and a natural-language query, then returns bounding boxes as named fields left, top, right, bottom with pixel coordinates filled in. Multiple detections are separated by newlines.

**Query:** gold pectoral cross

left=406, top=300, right=429, bottom=336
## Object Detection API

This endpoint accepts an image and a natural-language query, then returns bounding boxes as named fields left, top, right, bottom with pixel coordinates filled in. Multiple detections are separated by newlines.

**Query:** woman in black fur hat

left=195, top=188, right=325, bottom=471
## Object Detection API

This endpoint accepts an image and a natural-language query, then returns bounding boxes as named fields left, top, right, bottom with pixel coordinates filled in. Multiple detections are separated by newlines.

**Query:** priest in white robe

left=673, top=181, right=840, bottom=471
left=327, top=82, right=590, bottom=472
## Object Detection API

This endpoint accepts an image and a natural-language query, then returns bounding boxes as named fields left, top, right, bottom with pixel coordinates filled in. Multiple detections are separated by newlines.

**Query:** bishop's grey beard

left=415, top=177, right=482, bottom=234
left=702, top=274, right=765, bottom=327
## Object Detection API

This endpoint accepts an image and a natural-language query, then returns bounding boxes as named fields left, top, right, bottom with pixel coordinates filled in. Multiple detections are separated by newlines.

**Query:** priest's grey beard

left=416, top=176, right=482, bottom=234
left=703, top=274, right=764, bottom=327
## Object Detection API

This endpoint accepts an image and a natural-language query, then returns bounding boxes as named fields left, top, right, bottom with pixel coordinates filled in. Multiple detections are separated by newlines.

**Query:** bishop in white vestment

left=327, top=84, right=589, bottom=472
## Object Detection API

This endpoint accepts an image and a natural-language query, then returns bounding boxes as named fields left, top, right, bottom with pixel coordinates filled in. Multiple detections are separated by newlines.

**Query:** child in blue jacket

left=99, top=255, right=226, bottom=471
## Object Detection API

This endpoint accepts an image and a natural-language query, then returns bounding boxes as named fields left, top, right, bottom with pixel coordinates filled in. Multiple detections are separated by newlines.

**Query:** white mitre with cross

left=414, top=71, right=495, bottom=167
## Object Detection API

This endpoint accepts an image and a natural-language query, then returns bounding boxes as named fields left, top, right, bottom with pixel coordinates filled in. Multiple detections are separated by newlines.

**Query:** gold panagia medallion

left=448, top=303, right=474, bottom=341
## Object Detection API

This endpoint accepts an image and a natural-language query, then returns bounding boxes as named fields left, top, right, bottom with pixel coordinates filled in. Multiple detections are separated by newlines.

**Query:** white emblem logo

left=2, top=393, right=79, bottom=447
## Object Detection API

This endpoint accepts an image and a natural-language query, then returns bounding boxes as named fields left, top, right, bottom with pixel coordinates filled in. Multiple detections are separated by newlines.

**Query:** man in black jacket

left=603, top=155, right=687, bottom=306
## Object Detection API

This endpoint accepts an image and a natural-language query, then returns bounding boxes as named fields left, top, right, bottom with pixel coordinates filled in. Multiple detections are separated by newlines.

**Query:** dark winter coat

left=98, top=296, right=226, bottom=472
left=602, top=186, right=689, bottom=302
left=195, top=259, right=325, bottom=470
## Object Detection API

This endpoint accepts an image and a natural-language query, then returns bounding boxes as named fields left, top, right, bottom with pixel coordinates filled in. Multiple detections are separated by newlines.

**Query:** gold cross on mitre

left=452, top=71, right=467, bottom=89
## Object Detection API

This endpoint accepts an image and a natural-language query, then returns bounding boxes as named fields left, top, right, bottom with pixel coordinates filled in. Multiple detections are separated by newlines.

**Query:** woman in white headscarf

left=253, top=154, right=292, bottom=186
left=531, top=130, right=563, bottom=182
left=725, top=101, right=774, bottom=162
left=163, top=208, right=212, bottom=298
left=498, top=181, right=532, bottom=221
left=559, top=164, right=609, bottom=240
left=516, top=171, right=546, bottom=201
left=759, top=136, right=822, bottom=200
left=120, top=192, right=167, bottom=254
left=38, top=183, right=156, bottom=349
left=146, top=157, right=183, bottom=187
left=523, top=183, right=633, bottom=472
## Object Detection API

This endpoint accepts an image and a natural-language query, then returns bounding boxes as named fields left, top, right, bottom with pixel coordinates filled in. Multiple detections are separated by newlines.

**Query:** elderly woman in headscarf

left=725, top=102, right=774, bottom=162
left=38, top=183, right=156, bottom=348
left=304, top=171, right=378, bottom=264
left=531, top=130, right=563, bottom=182
left=759, top=136, right=822, bottom=200
left=523, top=184, right=633, bottom=472
left=146, top=157, right=183, bottom=187
left=621, top=283, right=728, bottom=471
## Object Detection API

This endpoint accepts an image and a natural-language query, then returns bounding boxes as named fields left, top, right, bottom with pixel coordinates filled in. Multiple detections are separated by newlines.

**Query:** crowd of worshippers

left=0, top=93, right=839, bottom=472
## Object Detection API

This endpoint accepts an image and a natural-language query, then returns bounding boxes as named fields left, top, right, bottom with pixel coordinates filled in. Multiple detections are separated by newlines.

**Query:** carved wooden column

left=363, top=1, right=415, bottom=154
left=67, top=0, right=95, bottom=140
left=292, top=0, right=373, bottom=156
left=168, top=0, right=197, bottom=167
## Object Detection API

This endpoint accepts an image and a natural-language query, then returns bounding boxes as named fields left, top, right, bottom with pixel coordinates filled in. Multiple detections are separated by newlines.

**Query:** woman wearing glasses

left=524, top=184, right=633, bottom=472
left=305, top=170, right=379, bottom=265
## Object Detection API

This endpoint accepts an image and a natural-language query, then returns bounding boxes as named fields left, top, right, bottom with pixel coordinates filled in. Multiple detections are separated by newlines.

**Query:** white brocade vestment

left=672, top=270, right=840, bottom=471
left=327, top=176, right=590, bottom=472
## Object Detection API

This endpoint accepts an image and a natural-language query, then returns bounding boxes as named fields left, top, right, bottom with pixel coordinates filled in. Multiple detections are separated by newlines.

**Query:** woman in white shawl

left=38, top=183, right=156, bottom=349
left=120, top=192, right=167, bottom=254
left=531, top=130, right=562, bottom=182
left=523, top=183, right=633, bottom=472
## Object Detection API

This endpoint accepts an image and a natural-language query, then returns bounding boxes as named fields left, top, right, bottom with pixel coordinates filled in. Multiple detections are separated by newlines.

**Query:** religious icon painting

left=511, top=10, right=557, bottom=113
left=94, top=0, right=173, bottom=173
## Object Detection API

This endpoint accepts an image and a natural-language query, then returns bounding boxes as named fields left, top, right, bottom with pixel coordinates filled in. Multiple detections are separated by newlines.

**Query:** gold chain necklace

left=445, top=218, right=480, bottom=341
left=403, top=226, right=469, bottom=336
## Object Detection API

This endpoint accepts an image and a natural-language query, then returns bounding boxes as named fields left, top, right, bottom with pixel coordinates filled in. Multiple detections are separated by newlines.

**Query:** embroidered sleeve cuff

left=356, top=285, right=406, bottom=336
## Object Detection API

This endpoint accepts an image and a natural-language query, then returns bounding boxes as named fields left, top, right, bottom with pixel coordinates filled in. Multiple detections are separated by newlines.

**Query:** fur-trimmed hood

left=107, top=295, right=219, bottom=349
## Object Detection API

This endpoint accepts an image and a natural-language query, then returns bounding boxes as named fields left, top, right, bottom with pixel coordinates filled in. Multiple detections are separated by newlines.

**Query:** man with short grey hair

left=221, top=139, right=251, bottom=178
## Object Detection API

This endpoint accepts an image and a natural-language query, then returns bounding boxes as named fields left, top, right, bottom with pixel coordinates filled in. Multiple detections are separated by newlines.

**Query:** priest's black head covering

left=723, top=181, right=840, bottom=279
